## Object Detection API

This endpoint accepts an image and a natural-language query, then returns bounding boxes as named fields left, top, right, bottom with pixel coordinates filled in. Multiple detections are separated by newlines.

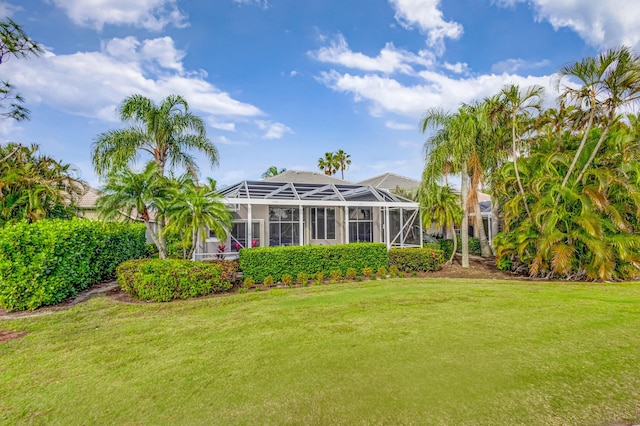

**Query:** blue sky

left=2, top=0, right=639, bottom=188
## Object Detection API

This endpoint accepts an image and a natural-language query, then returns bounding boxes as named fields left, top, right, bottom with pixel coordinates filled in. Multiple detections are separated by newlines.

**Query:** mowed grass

left=2, top=278, right=640, bottom=425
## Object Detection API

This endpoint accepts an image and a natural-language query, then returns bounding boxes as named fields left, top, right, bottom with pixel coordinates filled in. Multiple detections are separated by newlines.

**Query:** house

left=194, top=173, right=422, bottom=260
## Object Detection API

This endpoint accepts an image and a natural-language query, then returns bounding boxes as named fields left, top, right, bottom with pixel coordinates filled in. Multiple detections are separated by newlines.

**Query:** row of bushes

left=0, top=219, right=146, bottom=311
left=435, top=237, right=482, bottom=259
left=117, top=259, right=235, bottom=302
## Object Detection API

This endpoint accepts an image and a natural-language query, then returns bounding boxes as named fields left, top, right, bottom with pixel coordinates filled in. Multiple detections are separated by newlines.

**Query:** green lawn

left=2, top=278, right=640, bottom=425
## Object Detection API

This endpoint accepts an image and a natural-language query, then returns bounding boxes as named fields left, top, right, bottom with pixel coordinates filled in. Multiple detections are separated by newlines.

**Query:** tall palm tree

left=96, top=162, right=170, bottom=258
left=498, top=84, right=544, bottom=219
left=92, top=94, right=218, bottom=178
left=334, top=149, right=351, bottom=179
left=261, top=166, right=286, bottom=179
left=317, top=152, right=338, bottom=176
left=419, top=183, right=462, bottom=264
left=165, top=176, right=232, bottom=260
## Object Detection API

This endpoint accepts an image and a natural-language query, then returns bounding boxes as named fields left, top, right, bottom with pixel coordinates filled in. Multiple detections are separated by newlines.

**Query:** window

left=230, top=221, right=261, bottom=251
left=311, top=207, right=336, bottom=239
left=269, top=207, right=300, bottom=246
left=349, top=207, right=373, bottom=242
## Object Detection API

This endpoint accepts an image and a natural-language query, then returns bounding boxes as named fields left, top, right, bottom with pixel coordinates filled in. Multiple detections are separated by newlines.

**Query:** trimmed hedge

left=389, top=248, right=445, bottom=272
left=238, top=243, right=388, bottom=283
left=116, top=259, right=233, bottom=301
left=0, top=219, right=146, bottom=311
left=439, top=237, right=481, bottom=259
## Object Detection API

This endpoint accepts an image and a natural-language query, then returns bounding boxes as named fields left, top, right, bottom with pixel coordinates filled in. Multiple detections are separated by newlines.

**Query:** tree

left=334, top=149, right=351, bottom=179
left=419, top=183, right=462, bottom=264
left=165, top=176, right=232, bottom=260
left=0, top=143, right=82, bottom=226
left=261, top=166, right=286, bottom=179
left=92, top=94, right=218, bottom=178
left=96, top=162, right=170, bottom=259
left=317, top=152, right=338, bottom=176
left=0, top=19, right=43, bottom=121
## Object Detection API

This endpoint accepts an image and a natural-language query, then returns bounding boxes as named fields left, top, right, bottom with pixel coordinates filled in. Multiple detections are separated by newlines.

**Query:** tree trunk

left=474, top=198, right=492, bottom=257
left=491, top=196, right=500, bottom=255
left=460, top=168, right=470, bottom=268
left=145, top=220, right=167, bottom=259
left=575, top=124, right=611, bottom=186
left=446, top=223, right=457, bottom=265
left=512, top=116, right=531, bottom=219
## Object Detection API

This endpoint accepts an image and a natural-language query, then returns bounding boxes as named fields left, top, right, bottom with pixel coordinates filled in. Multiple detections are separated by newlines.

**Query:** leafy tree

left=334, top=149, right=351, bottom=179
left=317, top=152, right=339, bottom=176
left=96, top=162, right=170, bottom=258
left=419, top=183, right=463, bottom=264
left=92, top=94, right=218, bottom=178
left=164, top=175, right=232, bottom=259
left=261, top=166, right=286, bottom=178
left=0, top=19, right=43, bottom=121
left=0, top=143, right=82, bottom=226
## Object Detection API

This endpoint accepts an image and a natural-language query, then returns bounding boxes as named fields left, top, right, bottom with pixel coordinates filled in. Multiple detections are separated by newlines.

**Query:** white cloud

left=50, top=0, right=188, bottom=31
left=0, top=2, right=20, bottom=18
left=2, top=36, right=263, bottom=125
left=256, top=120, right=293, bottom=139
left=208, top=120, right=236, bottom=131
left=491, top=58, right=550, bottom=74
left=308, top=33, right=434, bottom=74
left=388, top=0, right=463, bottom=52
left=443, top=61, right=469, bottom=74
left=494, top=0, right=640, bottom=50
left=214, top=135, right=247, bottom=146
left=289, top=70, right=298, bottom=77
left=385, top=120, right=415, bottom=130
left=318, top=69, right=554, bottom=117
left=233, top=0, right=268, bottom=9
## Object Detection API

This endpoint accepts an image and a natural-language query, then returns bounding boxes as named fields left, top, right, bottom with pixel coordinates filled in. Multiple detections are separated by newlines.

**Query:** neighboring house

left=194, top=175, right=422, bottom=260
left=76, top=185, right=157, bottom=242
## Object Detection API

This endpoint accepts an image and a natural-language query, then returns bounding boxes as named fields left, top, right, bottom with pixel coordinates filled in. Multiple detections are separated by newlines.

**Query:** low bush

left=0, top=219, right=146, bottom=311
left=263, top=276, right=274, bottom=287
left=281, top=274, right=293, bottom=287
left=376, top=266, right=388, bottom=279
left=203, top=260, right=240, bottom=286
left=330, top=270, right=342, bottom=281
left=238, top=243, right=388, bottom=283
left=345, top=268, right=357, bottom=280
left=389, top=247, right=445, bottom=272
left=116, top=259, right=232, bottom=302
left=243, top=277, right=255, bottom=288
left=438, top=237, right=481, bottom=259
left=296, top=272, right=308, bottom=286
left=362, top=267, right=374, bottom=279
left=389, top=264, right=400, bottom=277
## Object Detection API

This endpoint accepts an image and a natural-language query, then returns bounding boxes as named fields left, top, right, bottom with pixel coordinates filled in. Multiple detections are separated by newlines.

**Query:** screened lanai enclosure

left=194, top=180, right=422, bottom=260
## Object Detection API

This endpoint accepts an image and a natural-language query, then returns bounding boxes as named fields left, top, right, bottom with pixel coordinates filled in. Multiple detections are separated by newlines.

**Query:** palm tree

left=165, top=176, right=232, bottom=260
left=92, top=94, right=218, bottom=178
left=317, top=152, right=338, bottom=176
left=261, top=166, right=286, bottom=179
left=96, top=162, right=170, bottom=258
left=419, top=183, right=462, bottom=264
left=334, top=149, right=351, bottom=179
left=0, top=143, right=82, bottom=225
left=498, top=84, right=544, bottom=219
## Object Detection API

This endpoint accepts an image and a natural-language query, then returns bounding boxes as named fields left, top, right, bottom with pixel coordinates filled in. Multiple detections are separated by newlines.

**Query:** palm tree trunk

left=460, top=167, right=470, bottom=268
left=145, top=220, right=167, bottom=259
left=512, top=116, right=531, bottom=219
left=560, top=109, right=594, bottom=189
left=474, top=199, right=492, bottom=257
left=446, top=223, right=457, bottom=265
left=491, top=196, right=500, bottom=254
left=575, top=125, right=611, bottom=185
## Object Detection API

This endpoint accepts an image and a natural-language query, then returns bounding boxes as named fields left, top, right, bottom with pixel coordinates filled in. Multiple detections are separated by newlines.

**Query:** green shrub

left=116, top=259, right=232, bottom=302
left=243, top=277, right=255, bottom=288
left=263, top=275, right=275, bottom=287
left=296, top=272, right=308, bottom=286
left=389, top=264, right=400, bottom=277
left=362, top=267, right=374, bottom=278
left=0, top=219, right=146, bottom=311
left=238, top=243, right=388, bottom=283
left=330, top=270, right=342, bottom=281
left=145, top=243, right=159, bottom=258
left=389, top=248, right=445, bottom=272
left=345, top=267, right=357, bottom=280
left=423, top=242, right=441, bottom=251
left=281, top=274, right=293, bottom=287
left=438, top=237, right=481, bottom=259
left=376, top=266, right=388, bottom=279
left=203, top=260, right=240, bottom=285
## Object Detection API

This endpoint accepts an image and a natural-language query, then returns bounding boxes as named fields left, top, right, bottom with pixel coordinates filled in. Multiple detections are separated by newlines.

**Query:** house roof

left=357, top=173, right=421, bottom=191
left=217, top=180, right=418, bottom=207
left=263, top=170, right=351, bottom=185
left=77, top=185, right=101, bottom=209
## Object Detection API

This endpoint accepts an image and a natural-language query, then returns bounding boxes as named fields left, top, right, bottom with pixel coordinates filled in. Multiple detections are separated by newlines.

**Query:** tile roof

left=263, top=170, right=351, bottom=185
left=357, top=173, right=420, bottom=191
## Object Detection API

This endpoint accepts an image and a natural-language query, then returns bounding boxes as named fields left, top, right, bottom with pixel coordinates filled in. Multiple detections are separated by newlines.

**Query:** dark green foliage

left=0, top=219, right=146, bottom=311
left=389, top=247, right=445, bottom=272
left=238, top=243, right=388, bottom=283
left=438, top=237, right=481, bottom=259
left=116, top=258, right=232, bottom=302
